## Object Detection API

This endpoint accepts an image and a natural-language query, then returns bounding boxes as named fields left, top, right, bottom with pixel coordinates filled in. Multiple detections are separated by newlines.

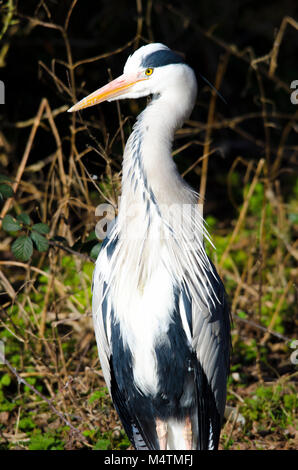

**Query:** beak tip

left=67, top=106, right=75, bottom=113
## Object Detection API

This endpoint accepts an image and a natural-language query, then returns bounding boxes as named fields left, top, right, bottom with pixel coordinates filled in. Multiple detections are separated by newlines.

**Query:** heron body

left=69, top=43, right=230, bottom=450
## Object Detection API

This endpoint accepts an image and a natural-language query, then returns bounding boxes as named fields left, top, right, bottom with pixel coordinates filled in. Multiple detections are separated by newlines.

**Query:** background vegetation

left=0, top=0, right=297, bottom=450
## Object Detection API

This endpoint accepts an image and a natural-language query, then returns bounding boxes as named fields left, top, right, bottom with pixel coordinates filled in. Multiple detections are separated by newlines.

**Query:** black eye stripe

left=141, top=50, right=185, bottom=69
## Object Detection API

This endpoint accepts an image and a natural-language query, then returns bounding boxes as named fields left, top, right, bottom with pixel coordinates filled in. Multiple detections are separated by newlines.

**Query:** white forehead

left=123, top=43, right=170, bottom=73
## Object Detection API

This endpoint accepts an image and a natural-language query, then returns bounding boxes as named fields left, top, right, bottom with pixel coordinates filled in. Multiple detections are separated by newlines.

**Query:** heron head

left=68, top=43, right=197, bottom=112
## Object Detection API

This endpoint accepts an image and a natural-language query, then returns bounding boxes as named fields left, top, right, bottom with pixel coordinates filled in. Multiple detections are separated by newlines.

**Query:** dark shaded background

left=1, top=0, right=297, bottom=221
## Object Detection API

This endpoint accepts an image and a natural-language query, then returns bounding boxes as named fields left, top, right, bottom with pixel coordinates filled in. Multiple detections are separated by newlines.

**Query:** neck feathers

left=121, top=96, right=195, bottom=211
left=104, top=90, right=217, bottom=315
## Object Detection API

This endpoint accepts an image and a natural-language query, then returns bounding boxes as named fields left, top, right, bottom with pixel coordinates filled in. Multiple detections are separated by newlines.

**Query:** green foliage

left=90, top=242, right=101, bottom=260
left=30, top=230, right=49, bottom=252
left=32, top=223, right=50, bottom=234
left=11, top=235, right=33, bottom=261
left=1, top=373, right=11, bottom=387
left=19, top=416, right=35, bottom=431
left=28, top=431, right=64, bottom=450
left=94, top=437, right=111, bottom=450
left=237, top=311, right=248, bottom=319
left=87, top=230, right=102, bottom=260
left=17, top=213, right=31, bottom=225
left=93, top=430, right=130, bottom=450
left=247, top=182, right=263, bottom=214
left=59, top=256, right=93, bottom=310
left=2, top=215, right=21, bottom=232
left=0, top=184, right=13, bottom=199
left=88, top=388, right=109, bottom=404
left=241, top=384, right=297, bottom=431
left=2, top=214, right=50, bottom=261
left=0, top=174, right=13, bottom=200
left=0, top=370, right=19, bottom=413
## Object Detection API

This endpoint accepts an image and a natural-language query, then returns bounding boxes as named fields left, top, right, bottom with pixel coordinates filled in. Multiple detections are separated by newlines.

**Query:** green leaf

left=94, top=438, right=110, bottom=450
left=86, top=231, right=97, bottom=241
left=19, top=417, right=35, bottom=430
left=289, top=213, right=298, bottom=224
left=0, top=184, right=13, bottom=199
left=2, top=215, right=22, bottom=232
left=32, top=223, right=50, bottom=234
left=237, top=311, right=248, bottom=319
left=31, top=231, right=49, bottom=252
left=29, top=434, right=56, bottom=450
left=17, top=213, right=31, bottom=225
left=88, top=388, right=108, bottom=404
left=1, top=373, right=11, bottom=386
left=90, top=243, right=101, bottom=260
left=12, top=236, right=33, bottom=261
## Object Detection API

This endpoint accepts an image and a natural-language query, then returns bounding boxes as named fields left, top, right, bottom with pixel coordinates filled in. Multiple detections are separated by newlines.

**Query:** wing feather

left=92, top=237, right=115, bottom=392
left=192, top=265, right=230, bottom=419
left=179, top=258, right=231, bottom=448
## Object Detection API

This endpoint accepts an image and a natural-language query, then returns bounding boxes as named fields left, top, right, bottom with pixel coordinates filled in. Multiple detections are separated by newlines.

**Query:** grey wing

left=92, top=238, right=115, bottom=393
left=192, top=264, right=231, bottom=418
left=180, top=259, right=231, bottom=449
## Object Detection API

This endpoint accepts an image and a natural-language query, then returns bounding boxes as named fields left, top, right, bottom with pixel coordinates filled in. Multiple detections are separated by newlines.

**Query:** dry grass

left=0, top=0, right=297, bottom=450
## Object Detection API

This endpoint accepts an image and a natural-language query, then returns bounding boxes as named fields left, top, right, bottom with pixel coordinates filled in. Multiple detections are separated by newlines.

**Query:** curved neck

left=121, top=92, right=193, bottom=209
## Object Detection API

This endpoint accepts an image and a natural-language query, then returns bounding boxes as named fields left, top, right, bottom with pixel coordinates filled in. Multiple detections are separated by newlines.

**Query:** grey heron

left=68, top=43, right=230, bottom=450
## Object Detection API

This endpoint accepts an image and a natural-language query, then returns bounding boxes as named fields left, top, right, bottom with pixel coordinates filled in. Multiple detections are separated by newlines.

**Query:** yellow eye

left=145, top=67, right=153, bottom=76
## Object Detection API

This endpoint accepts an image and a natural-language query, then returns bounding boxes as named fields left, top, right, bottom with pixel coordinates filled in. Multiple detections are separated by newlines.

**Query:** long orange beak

left=68, top=73, right=145, bottom=112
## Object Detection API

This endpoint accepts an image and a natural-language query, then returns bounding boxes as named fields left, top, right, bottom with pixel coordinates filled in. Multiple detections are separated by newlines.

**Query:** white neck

left=120, top=89, right=196, bottom=212
left=105, top=80, right=216, bottom=316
